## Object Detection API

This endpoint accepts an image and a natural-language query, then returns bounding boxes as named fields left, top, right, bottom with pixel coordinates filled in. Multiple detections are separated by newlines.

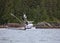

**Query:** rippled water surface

left=0, top=28, right=60, bottom=43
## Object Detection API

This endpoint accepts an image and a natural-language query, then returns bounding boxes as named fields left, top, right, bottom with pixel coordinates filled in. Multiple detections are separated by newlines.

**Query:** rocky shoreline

left=35, top=22, right=60, bottom=28
left=0, top=23, right=25, bottom=28
left=0, top=22, right=60, bottom=29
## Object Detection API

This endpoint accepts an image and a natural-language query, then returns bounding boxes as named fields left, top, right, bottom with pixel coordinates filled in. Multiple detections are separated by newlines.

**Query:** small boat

left=25, top=23, right=33, bottom=29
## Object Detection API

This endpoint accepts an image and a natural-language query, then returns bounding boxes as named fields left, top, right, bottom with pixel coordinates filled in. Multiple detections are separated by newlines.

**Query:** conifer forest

left=0, top=0, right=60, bottom=24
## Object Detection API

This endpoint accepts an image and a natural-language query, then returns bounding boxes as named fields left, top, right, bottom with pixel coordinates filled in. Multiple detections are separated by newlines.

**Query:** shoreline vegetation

left=0, top=0, right=60, bottom=29
left=0, top=22, right=60, bottom=29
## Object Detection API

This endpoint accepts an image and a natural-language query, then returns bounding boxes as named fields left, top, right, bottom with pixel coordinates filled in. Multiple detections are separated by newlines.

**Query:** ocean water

left=0, top=28, right=60, bottom=43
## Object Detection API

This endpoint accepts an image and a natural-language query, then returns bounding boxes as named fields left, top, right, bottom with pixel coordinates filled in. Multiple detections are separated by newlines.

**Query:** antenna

left=10, top=13, right=21, bottom=23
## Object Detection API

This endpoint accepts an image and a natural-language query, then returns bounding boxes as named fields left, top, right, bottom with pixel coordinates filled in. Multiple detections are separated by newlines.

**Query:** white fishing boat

left=9, top=13, right=35, bottom=30
left=25, top=21, right=33, bottom=29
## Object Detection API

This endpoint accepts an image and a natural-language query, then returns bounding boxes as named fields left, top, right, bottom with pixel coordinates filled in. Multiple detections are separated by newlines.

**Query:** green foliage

left=0, top=0, right=60, bottom=24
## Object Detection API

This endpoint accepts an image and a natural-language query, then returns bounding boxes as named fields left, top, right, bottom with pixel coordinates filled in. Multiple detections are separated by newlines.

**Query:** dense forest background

left=0, top=0, right=60, bottom=24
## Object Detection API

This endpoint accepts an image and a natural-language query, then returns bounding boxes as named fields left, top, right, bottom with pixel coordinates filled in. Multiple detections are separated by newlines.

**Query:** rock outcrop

left=36, top=22, right=60, bottom=28
left=7, top=23, right=25, bottom=27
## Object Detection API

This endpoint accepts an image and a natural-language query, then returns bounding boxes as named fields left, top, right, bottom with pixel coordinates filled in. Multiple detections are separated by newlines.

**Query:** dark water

left=0, top=28, right=60, bottom=43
